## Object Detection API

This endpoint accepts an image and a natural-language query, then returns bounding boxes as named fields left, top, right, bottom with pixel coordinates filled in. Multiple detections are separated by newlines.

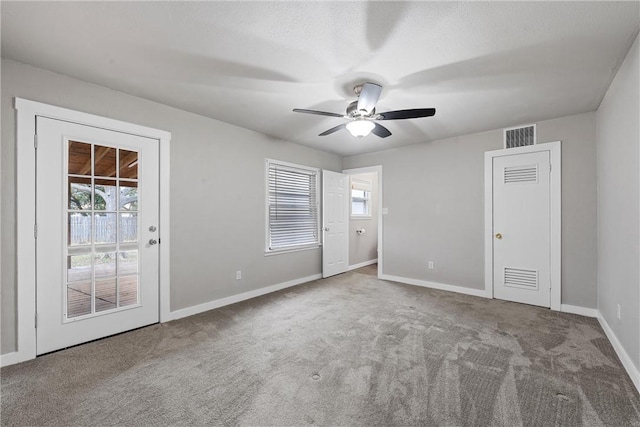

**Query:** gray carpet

left=2, top=265, right=640, bottom=426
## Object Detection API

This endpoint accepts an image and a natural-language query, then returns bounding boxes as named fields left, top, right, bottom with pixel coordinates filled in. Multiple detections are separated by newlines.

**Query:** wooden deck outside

left=67, top=275, right=138, bottom=318
left=67, top=256, right=138, bottom=318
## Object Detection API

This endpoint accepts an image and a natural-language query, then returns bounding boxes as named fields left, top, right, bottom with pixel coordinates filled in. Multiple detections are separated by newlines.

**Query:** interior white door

left=322, top=170, right=349, bottom=278
left=493, top=151, right=551, bottom=307
left=36, top=117, right=160, bottom=354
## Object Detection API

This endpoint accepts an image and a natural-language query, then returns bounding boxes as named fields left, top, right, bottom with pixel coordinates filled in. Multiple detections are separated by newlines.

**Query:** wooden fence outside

left=69, top=214, right=137, bottom=245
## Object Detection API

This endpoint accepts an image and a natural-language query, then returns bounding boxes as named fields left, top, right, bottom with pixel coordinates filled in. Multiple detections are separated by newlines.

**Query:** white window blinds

left=266, top=159, right=320, bottom=252
left=351, top=177, right=372, bottom=192
left=351, top=177, right=372, bottom=217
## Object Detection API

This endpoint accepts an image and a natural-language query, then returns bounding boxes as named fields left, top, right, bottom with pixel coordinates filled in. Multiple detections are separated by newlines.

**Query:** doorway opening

left=343, top=166, right=383, bottom=278
left=10, top=98, right=171, bottom=366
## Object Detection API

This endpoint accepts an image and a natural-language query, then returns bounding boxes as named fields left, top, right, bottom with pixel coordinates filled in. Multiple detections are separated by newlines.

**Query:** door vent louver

left=504, top=165, right=538, bottom=184
left=504, top=268, right=538, bottom=290
left=504, top=124, right=536, bottom=149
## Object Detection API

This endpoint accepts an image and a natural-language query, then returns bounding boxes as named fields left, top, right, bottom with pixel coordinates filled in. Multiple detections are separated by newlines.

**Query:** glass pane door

left=66, top=141, right=139, bottom=320
left=36, top=116, right=159, bottom=355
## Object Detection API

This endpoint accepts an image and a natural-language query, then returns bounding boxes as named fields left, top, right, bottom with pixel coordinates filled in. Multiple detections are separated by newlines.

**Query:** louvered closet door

left=493, top=151, right=551, bottom=307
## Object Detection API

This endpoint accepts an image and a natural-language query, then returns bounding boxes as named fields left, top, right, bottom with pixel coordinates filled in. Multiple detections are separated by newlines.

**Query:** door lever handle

left=324, top=227, right=330, bottom=231
left=149, top=239, right=158, bottom=245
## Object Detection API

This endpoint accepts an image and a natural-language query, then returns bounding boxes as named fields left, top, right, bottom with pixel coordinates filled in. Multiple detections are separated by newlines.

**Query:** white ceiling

left=2, top=2, right=639, bottom=156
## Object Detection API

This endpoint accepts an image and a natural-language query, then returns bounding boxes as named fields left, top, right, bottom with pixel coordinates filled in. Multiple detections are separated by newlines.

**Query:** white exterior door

left=36, top=117, right=160, bottom=354
left=322, top=170, right=349, bottom=278
left=492, top=151, right=551, bottom=307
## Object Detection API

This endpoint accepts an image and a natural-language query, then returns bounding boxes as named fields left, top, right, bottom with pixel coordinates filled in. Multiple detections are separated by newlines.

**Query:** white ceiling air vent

left=504, top=124, right=536, bottom=149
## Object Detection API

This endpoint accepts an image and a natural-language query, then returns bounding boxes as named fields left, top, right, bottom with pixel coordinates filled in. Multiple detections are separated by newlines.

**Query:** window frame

left=350, top=177, right=373, bottom=219
left=264, top=158, right=321, bottom=255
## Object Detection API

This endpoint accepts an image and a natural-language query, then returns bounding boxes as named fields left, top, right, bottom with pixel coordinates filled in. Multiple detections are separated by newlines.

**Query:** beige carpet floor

left=2, top=265, right=640, bottom=426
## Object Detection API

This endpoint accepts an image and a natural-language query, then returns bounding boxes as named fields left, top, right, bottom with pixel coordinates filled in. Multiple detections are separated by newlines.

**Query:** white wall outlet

left=236, top=270, right=242, bottom=280
left=617, top=303, right=621, bottom=320
left=428, top=261, right=435, bottom=270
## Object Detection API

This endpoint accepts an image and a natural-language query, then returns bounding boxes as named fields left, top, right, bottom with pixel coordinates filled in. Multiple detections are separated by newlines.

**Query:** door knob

left=324, top=227, right=330, bottom=231
left=495, top=233, right=502, bottom=240
left=148, top=225, right=157, bottom=232
left=149, top=239, right=158, bottom=245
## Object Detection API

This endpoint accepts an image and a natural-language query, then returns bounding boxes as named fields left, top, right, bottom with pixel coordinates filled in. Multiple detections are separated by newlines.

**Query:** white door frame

left=343, top=165, right=383, bottom=279
left=8, top=98, right=171, bottom=366
left=484, top=141, right=561, bottom=311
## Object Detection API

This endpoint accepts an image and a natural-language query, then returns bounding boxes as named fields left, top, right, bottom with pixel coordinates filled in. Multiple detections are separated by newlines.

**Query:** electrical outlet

left=236, top=270, right=242, bottom=280
left=428, top=261, right=435, bottom=270
left=617, top=304, right=621, bottom=320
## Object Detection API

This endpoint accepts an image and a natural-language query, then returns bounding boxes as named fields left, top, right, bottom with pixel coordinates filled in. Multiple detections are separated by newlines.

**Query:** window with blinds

left=266, top=159, right=320, bottom=253
left=351, top=177, right=372, bottom=217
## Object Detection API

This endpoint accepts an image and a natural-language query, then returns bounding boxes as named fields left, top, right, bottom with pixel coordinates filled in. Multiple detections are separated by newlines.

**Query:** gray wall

left=343, top=112, right=598, bottom=307
left=596, top=34, right=640, bottom=371
left=0, top=57, right=611, bottom=358
left=1, top=59, right=342, bottom=354
left=348, top=172, right=378, bottom=266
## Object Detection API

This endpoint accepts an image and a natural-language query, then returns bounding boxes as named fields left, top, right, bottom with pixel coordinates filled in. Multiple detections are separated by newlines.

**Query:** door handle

left=324, top=227, right=330, bottom=231
left=495, top=233, right=502, bottom=240
left=149, top=239, right=158, bottom=245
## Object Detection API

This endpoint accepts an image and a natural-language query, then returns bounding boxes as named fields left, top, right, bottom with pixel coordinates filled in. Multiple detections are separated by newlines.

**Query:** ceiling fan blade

left=319, top=123, right=347, bottom=136
left=378, top=108, right=436, bottom=120
left=357, top=83, right=382, bottom=114
left=371, top=123, right=392, bottom=138
left=293, top=108, right=344, bottom=118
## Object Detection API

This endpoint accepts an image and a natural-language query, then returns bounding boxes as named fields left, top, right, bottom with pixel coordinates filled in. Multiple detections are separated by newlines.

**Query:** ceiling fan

left=293, top=82, right=436, bottom=138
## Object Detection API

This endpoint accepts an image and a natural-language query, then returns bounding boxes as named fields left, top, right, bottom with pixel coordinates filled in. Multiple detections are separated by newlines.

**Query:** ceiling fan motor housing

left=346, top=100, right=374, bottom=117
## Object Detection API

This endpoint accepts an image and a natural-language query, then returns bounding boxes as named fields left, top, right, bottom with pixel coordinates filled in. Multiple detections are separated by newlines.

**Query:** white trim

left=483, top=154, right=494, bottom=300
left=15, top=98, right=171, bottom=140
left=597, top=312, right=640, bottom=394
left=15, top=99, right=38, bottom=365
left=0, top=352, right=24, bottom=368
left=159, top=135, right=171, bottom=322
left=13, top=98, right=171, bottom=366
left=264, top=245, right=321, bottom=257
left=380, top=274, right=489, bottom=299
left=549, top=142, right=562, bottom=311
left=560, top=304, right=598, bottom=318
left=348, top=259, right=378, bottom=271
left=484, top=141, right=562, bottom=311
left=343, top=166, right=383, bottom=279
left=168, top=274, right=322, bottom=321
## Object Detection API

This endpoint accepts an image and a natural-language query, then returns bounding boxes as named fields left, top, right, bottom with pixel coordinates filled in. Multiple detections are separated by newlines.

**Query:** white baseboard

left=597, top=312, right=640, bottom=394
left=348, top=259, right=378, bottom=271
left=379, top=274, right=489, bottom=299
left=5, top=273, right=638, bottom=398
left=168, top=274, right=322, bottom=321
left=560, top=304, right=598, bottom=318
left=1, top=351, right=25, bottom=368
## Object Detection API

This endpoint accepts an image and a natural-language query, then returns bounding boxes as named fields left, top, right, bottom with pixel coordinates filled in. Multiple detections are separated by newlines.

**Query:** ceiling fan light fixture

left=346, top=120, right=375, bottom=138
left=292, top=81, right=435, bottom=139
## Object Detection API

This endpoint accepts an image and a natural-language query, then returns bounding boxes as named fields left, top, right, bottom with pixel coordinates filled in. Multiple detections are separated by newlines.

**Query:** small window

left=265, top=159, right=320, bottom=253
left=351, top=177, right=372, bottom=218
